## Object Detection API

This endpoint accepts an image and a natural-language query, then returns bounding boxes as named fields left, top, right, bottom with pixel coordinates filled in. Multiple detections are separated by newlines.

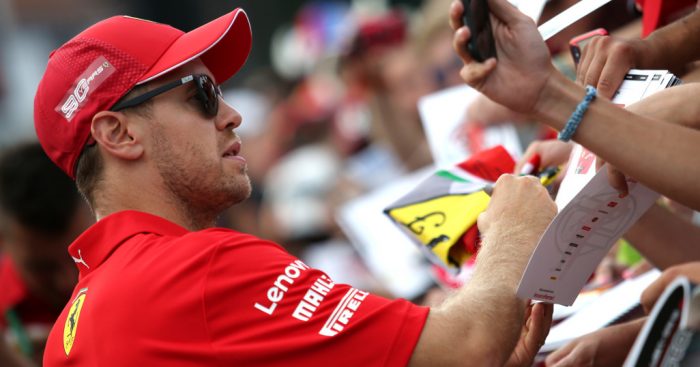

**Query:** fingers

left=596, top=50, right=633, bottom=99
left=580, top=52, right=606, bottom=90
left=515, top=143, right=541, bottom=175
left=640, top=262, right=700, bottom=313
left=449, top=0, right=464, bottom=30
left=452, top=25, right=499, bottom=87
left=575, top=37, right=597, bottom=86
left=528, top=303, right=553, bottom=350
left=576, top=36, right=638, bottom=99
left=453, top=26, right=473, bottom=63
left=640, top=268, right=677, bottom=314
left=544, top=340, right=575, bottom=366
left=459, top=58, right=497, bottom=88
left=606, top=165, right=629, bottom=196
left=452, top=25, right=498, bottom=87
left=515, top=140, right=573, bottom=174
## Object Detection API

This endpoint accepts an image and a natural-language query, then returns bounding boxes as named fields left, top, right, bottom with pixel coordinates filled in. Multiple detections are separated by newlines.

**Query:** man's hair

left=0, top=142, right=81, bottom=234
left=75, top=85, right=153, bottom=207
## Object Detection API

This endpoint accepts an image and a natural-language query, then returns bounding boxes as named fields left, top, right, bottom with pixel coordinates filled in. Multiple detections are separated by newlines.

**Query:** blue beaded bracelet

left=558, top=85, right=597, bottom=142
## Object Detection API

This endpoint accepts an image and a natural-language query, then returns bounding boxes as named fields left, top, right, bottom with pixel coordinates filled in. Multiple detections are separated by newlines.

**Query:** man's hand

left=514, top=140, right=573, bottom=175
left=466, top=94, right=529, bottom=126
left=594, top=83, right=700, bottom=195
left=478, top=174, right=557, bottom=240
left=544, top=318, right=644, bottom=367
left=641, top=262, right=700, bottom=313
left=449, top=0, right=553, bottom=115
left=576, top=36, right=648, bottom=99
left=506, top=302, right=553, bottom=367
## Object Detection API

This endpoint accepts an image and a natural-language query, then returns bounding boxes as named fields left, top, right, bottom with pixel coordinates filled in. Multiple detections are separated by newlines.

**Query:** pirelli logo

left=319, top=288, right=368, bottom=337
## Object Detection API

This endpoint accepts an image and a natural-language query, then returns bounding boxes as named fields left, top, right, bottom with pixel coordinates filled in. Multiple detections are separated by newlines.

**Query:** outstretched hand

left=449, top=0, right=554, bottom=115
left=506, top=302, right=553, bottom=367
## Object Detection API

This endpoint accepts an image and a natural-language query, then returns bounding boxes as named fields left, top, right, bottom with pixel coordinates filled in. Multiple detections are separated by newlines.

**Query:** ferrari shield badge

left=63, top=288, right=88, bottom=356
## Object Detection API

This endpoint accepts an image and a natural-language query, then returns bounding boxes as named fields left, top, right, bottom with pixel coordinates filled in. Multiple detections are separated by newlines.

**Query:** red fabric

left=636, top=0, right=696, bottom=37
left=458, top=225, right=481, bottom=265
left=44, top=211, right=428, bottom=366
left=456, top=145, right=515, bottom=182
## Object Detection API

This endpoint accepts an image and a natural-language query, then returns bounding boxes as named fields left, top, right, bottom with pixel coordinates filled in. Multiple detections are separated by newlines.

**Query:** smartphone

left=569, top=28, right=608, bottom=65
left=461, top=0, right=497, bottom=62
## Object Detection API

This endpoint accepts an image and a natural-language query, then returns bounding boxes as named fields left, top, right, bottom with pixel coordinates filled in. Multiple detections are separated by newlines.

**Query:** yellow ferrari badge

left=63, top=288, right=88, bottom=356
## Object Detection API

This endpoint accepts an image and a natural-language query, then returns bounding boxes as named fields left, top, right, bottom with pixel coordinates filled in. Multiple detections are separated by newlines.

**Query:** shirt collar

left=67, top=210, right=189, bottom=277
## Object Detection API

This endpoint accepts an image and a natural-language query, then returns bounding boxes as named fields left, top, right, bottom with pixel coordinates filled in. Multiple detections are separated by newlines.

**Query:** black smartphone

left=461, top=0, right=497, bottom=62
left=569, top=28, right=608, bottom=65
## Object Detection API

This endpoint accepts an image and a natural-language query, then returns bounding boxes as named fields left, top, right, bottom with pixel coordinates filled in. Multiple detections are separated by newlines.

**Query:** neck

left=94, top=171, right=219, bottom=231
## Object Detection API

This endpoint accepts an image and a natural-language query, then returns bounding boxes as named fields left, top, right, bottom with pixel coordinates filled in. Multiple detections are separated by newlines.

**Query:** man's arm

left=410, top=175, right=557, bottom=366
left=623, top=203, right=700, bottom=270
left=450, top=0, right=700, bottom=211
left=641, top=262, right=700, bottom=313
left=545, top=317, right=646, bottom=367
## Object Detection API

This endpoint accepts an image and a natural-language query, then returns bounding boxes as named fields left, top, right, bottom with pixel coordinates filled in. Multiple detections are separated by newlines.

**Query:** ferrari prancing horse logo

left=63, top=288, right=88, bottom=356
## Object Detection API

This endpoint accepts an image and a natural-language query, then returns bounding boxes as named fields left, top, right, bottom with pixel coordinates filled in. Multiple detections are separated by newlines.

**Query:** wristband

left=558, top=85, right=597, bottom=142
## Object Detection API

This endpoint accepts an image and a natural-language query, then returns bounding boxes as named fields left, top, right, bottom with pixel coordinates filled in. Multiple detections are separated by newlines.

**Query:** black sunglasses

left=111, top=74, right=222, bottom=117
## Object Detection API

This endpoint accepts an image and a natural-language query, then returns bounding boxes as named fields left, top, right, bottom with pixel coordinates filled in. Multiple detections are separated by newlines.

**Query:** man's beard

left=151, top=128, right=251, bottom=229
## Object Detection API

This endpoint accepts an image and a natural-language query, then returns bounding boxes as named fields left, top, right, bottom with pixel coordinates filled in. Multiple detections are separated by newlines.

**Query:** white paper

left=517, top=168, right=659, bottom=305
left=537, top=0, right=613, bottom=41
left=417, top=85, right=522, bottom=168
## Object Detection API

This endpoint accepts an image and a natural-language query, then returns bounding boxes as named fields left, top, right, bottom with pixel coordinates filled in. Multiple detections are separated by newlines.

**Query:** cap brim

left=138, top=8, right=252, bottom=84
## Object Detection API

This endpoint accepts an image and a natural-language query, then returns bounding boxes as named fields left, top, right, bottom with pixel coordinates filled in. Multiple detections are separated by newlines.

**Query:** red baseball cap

left=34, top=9, right=252, bottom=179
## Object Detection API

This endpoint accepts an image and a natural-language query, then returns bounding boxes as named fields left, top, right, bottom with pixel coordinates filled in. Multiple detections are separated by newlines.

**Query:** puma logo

left=71, top=249, right=90, bottom=269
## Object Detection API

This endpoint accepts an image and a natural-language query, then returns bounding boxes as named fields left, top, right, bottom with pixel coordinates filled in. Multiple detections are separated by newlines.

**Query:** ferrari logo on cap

left=63, top=288, right=88, bottom=356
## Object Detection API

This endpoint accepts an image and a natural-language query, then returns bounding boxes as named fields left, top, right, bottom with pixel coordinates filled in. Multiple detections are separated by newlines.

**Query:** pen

left=538, top=166, right=561, bottom=186
left=519, top=153, right=541, bottom=176
left=481, top=166, right=561, bottom=196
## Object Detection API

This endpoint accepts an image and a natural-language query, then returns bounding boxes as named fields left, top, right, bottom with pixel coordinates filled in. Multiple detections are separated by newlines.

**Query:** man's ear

left=90, top=111, right=144, bottom=161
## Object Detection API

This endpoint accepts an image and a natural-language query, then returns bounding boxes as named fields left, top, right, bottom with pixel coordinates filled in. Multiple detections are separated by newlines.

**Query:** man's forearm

left=433, top=223, right=536, bottom=366
left=624, top=203, right=700, bottom=269
left=534, top=73, right=700, bottom=210
left=640, top=10, right=700, bottom=73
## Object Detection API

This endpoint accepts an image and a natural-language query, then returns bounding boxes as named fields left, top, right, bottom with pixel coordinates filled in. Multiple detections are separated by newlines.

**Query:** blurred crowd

left=2, top=0, right=700, bottom=365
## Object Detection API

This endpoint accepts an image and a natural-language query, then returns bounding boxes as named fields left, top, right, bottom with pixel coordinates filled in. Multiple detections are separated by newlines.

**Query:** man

left=0, top=142, right=93, bottom=366
left=34, top=8, right=555, bottom=366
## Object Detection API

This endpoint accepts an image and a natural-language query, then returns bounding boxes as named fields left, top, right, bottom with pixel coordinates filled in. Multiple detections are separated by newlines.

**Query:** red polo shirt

left=43, top=211, right=428, bottom=366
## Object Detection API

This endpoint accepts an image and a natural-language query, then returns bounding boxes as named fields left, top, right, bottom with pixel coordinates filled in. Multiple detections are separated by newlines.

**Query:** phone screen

left=462, top=0, right=497, bottom=62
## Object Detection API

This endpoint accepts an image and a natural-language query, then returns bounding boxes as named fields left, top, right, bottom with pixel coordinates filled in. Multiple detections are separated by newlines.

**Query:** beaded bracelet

left=558, top=85, right=597, bottom=142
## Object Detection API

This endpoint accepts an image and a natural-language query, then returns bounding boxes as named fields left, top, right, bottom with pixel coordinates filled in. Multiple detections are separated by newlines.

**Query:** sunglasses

left=111, top=74, right=222, bottom=117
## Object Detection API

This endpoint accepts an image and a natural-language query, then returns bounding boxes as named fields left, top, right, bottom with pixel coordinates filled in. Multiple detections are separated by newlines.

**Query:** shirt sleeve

left=202, top=232, right=429, bottom=367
